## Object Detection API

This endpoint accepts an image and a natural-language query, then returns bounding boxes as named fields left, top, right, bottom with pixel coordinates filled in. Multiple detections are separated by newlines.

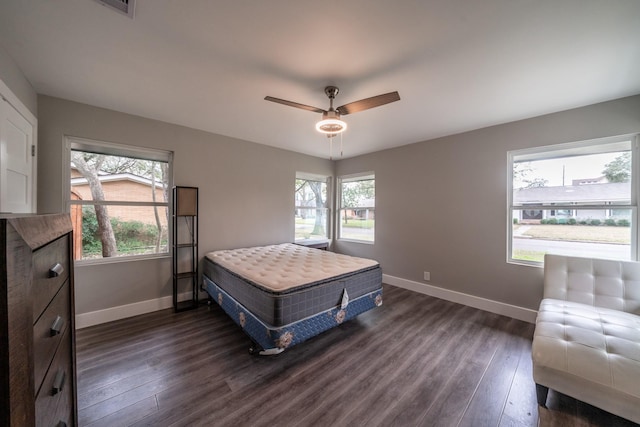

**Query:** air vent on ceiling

left=94, top=0, right=135, bottom=19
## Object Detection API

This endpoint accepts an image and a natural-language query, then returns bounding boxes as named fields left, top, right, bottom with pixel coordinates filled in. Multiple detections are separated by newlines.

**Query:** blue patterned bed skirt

left=204, top=276, right=383, bottom=353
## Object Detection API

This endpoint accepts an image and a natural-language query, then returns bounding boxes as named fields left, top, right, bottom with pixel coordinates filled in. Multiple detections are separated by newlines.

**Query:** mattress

left=203, top=243, right=382, bottom=326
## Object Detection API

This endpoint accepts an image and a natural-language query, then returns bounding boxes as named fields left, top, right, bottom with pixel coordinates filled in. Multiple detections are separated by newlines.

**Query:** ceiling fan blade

left=264, top=96, right=326, bottom=114
left=336, top=91, right=400, bottom=115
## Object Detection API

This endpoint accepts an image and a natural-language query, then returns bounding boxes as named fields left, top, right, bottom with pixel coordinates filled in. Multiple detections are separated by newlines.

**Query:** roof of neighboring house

left=71, top=172, right=166, bottom=189
left=514, top=182, right=630, bottom=204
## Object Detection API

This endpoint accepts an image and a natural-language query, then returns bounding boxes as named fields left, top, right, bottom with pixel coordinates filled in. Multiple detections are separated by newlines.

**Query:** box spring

left=204, top=276, right=383, bottom=352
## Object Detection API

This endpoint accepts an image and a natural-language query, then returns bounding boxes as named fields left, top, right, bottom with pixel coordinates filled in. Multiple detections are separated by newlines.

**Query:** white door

left=0, top=98, right=34, bottom=213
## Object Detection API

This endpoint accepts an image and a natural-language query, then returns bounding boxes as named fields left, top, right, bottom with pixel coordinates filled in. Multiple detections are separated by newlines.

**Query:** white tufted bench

left=532, top=254, right=640, bottom=424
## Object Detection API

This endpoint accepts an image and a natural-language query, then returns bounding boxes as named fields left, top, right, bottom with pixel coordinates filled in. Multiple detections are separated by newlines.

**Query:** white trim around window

left=507, top=134, right=639, bottom=266
left=337, top=171, right=375, bottom=243
left=295, top=172, right=331, bottom=242
left=65, top=136, right=173, bottom=264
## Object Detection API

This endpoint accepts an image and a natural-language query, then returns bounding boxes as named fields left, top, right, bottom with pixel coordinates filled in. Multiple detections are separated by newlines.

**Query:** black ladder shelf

left=172, top=186, right=199, bottom=312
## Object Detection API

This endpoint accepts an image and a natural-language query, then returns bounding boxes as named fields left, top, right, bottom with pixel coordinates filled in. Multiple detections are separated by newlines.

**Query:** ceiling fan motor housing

left=324, top=86, right=339, bottom=99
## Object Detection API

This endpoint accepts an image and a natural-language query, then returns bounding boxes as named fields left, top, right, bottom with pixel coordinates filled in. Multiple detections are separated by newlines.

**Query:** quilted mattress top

left=205, top=243, right=379, bottom=292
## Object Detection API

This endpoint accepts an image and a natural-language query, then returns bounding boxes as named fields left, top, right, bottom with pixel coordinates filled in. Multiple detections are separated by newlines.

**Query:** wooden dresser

left=0, top=214, right=77, bottom=426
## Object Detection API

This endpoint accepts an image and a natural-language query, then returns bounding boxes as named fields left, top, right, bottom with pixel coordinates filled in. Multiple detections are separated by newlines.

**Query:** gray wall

left=37, top=95, right=332, bottom=314
left=335, top=95, right=640, bottom=311
left=35, top=93, right=640, bottom=316
left=0, top=43, right=37, bottom=116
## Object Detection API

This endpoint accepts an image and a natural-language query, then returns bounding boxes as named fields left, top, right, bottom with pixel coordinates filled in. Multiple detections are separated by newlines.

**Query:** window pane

left=295, top=179, right=327, bottom=207
left=511, top=208, right=632, bottom=262
left=295, top=177, right=329, bottom=241
left=70, top=145, right=171, bottom=262
left=71, top=151, right=169, bottom=202
left=341, top=179, right=375, bottom=208
left=513, top=149, right=631, bottom=206
left=339, top=209, right=375, bottom=242
left=339, top=175, right=375, bottom=242
left=295, top=208, right=328, bottom=240
left=509, top=138, right=636, bottom=264
left=76, top=205, right=169, bottom=260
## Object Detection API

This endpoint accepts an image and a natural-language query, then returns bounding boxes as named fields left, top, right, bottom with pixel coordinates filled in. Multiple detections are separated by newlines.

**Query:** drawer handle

left=52, top=369, right=66, bottom=395
left=50, top=315, right=64, bottom=336
left=49, top=263, right=64, bottom=278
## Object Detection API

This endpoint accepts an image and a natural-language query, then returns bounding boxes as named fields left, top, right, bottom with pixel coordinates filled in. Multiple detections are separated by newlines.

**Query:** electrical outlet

left=424, top=271, right=430, bottom=281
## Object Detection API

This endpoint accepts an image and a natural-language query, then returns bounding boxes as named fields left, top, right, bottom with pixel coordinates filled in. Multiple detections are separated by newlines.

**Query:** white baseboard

left=383, top=274, right=537, bottom=323
left=76, top=277, right=537, bottom=329
left=75, top=291, right=199, bottom=329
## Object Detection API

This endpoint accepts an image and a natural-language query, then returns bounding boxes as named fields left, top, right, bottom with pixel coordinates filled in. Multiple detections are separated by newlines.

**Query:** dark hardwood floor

left=76, top=284, right=638, bottom=427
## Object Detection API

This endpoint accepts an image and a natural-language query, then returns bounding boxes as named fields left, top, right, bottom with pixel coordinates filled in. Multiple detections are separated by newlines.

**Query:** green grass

left=295, top=218, right=315, bottom=225
left=512, top=249, right=545, bottom=263
left=295, top=217, right=327, bottom=240
left=341, top=219, right=374, bottom=229
left=514, top=224, right=630, bottom=244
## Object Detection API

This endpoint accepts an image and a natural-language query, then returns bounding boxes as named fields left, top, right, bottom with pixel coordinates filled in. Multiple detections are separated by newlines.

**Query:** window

left=508, top=135, right=637, bottom=265
left=338, top=173, right=375, bottom=242
left=67, top=137, right=172, bottom=262
left=295, top=173, right=330, bottom=241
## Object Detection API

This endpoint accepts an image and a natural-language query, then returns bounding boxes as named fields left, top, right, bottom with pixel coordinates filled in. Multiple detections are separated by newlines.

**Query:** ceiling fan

left=264, top=86, right=400, bottom=137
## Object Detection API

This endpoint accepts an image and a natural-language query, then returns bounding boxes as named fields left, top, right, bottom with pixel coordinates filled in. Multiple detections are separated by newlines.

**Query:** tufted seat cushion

left=532, top=254, right=640, bottom=424
left=533, top=299, right=640, bottom=399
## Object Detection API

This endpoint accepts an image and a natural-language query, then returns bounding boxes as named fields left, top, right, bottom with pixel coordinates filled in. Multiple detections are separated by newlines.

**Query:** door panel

left=0, top=98, right=33, bottom=213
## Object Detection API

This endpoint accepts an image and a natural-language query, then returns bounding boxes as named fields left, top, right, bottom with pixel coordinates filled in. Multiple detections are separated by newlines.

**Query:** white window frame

left=65, top=136, right=173, bottom=265
left=507, top=134, right=638, bottom=266
left=294, top=172, right=331, bottom=242
left=337, top=172, right=375, bottom=244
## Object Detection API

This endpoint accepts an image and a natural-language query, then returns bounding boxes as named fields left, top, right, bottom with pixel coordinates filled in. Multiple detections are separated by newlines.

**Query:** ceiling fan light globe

left=315, top=118, right=347, bottom=134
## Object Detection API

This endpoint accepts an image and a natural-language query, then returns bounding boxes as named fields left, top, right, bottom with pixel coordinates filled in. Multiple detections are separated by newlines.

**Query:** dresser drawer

left=51, top=364, right=73, bottom=427
left=33, top=281, right=70, bottom=391
left=32, top=236, right=69, bottom=323
left=35, top=326, right=72, bottom=427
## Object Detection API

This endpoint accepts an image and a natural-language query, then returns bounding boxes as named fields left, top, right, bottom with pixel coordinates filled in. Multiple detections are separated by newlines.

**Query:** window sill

left=294, top=239, right=330, bottom=250
left=76, top=253, right=170, bottom=267
left=507, top=258, right=543, bottom=268
left=337, top=238, right=375, bottom=245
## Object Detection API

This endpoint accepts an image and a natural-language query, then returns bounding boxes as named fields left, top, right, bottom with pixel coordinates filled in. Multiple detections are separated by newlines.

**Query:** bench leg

left=536, top=383, right=549, bottom=407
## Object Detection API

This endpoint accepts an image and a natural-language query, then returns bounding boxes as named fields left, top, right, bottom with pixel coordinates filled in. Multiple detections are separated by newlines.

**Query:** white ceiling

left=1, top=0, right=639, bottom=159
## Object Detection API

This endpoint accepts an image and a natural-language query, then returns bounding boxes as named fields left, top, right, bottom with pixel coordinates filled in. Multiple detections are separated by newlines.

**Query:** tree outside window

left=295, top=174, right=329, bottom=241
left=69, top=140, right=171, bottom=261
